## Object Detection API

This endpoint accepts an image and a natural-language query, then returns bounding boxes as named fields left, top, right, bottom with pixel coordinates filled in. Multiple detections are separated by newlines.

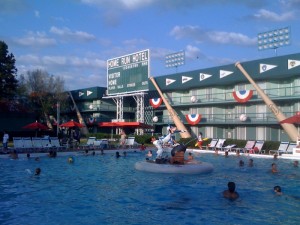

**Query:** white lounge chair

left=125, top=137, right=135, bottom=148
left=248, top=140, right=265, bottom=154
left=50, top=137, right=66, bottom=151
left=80, top=137, right=96, bottom=149
left=285, top=142, right=297, bottom=154
left=233, top=140, right=256, bottom=153
left=223, top=144, right=237, bottom=151
left=269, top=142, right=289, bottom=155
left=215, top=139, right=226, bottom=151
left=206, top=138, right=219, bottom=150
left=13, top=137, right=24, bottom=149
left=22, top=137, right=33, bottom=150
left=32, top=137, right=43, bottom=148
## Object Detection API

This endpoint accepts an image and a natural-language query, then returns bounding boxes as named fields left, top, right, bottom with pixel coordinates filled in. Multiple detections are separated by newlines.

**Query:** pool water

left=0, top=151, right=299, bottom=225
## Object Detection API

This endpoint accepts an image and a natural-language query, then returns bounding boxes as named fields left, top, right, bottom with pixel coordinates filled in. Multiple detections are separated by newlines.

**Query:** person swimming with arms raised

left=151, top=136, right=164, bottom=162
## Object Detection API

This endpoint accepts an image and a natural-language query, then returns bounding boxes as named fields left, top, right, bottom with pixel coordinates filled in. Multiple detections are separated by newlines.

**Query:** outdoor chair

left=248, top=140, right=265, bottom=154
left=13, top=137, right=24, bottom=149
left=222, top=144, right=237, bottom=152
left=125, top=137, right=135, bottom=148
left=205, top=138, right=219, bottom=150
left=41, top=137, right=52, bottom=148
left=93, top=139, right=109, bottom=149
left=80, top=137, right=96, bottom=150
left=31, top=137, right=43, bottom=151
left=285, top=142, right=297, bottom=154
left=215, top=139, right=226, bottom=151
left=233, top=140, right=255, bottom=153
left=269, top=142, right=289, bottom=155
left=50, top=137, right=66, bottom=151
left=22, top=137, right=33, bottom=151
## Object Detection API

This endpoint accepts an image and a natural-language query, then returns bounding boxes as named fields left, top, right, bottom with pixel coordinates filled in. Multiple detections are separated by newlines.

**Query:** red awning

left=98, top=122, right=153, bottom=129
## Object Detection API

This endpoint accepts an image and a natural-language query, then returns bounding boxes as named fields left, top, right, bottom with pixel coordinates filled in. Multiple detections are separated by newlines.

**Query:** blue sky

left=0, top=0, right=299, bottom=91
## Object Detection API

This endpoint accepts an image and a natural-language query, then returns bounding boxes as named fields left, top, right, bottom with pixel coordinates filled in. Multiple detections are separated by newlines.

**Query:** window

left=256, top=127, right=265, bottom=140
left=237, top=127, right=246, bottom=139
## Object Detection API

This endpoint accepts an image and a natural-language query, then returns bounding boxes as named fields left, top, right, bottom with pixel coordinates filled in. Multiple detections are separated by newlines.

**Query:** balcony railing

left=156, top=112, right=297, bottom=126
left=169, top=85, right=300, bottom=106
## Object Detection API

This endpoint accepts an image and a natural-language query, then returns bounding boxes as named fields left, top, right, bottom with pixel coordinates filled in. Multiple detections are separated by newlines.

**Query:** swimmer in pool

left=274, top=185, right=282, bottom=196
left=151, top=136, right=163, bottom=159
left=185, top=152, right=195, bottom=163
left=293, top=161, right=299, bottom=167
left=35, top=168, right=41, bottom=176
left=271, top=163, right=278, bottom=173
left=248, top=159, right=254, bottom=167
left=223, top=182, right=239, bottom=200
left=239, top=160, right=244, bottom=167
left=68, top=157, right=74, bottom=163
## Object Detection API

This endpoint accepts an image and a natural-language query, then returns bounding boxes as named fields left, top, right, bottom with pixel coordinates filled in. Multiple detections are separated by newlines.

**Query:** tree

left=0, top=41, right=18, bottom=100
left=24, top=69, right=68, bottom=129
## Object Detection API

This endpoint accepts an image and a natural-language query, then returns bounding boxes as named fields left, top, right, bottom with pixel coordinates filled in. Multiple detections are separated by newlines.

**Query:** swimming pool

left=0, top=151, right=299, bottom=225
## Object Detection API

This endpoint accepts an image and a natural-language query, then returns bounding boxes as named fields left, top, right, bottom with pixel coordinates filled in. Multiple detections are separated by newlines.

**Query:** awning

left=98, top=122, right=153, bottom=129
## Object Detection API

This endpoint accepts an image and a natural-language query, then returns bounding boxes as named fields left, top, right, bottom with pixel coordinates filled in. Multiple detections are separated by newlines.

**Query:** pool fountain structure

left=135, top=143, right=214, bottom=174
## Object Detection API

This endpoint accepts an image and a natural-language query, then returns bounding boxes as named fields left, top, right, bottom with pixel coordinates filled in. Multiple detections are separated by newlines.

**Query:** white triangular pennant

left=199, top=73, right=212, bottom=81
left=166, top=78, right=176, bottom=86
left=182, top=76, right=192, bottom=84
left=288, top=59, right=300, bottom=70
left=79, top=91, right=84, bottom=97
left=87, top=90, right=93, bottom=96
left=260, top=64, right=277, bottom=73
left=220, top=70, right=233, bottom=78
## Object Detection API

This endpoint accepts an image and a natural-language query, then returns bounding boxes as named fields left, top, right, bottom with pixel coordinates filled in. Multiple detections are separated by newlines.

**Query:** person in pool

left=35, top=168, right=41, bottom=176
left=248, top=159, right=254, bottom=167
left=151, top=136, right=163, bottom=159
left=116, top=151, right=121, bottom=158
left=274, top=185, right=282, bottom=196
left=184, top=152, right=195, bottom=163
left=271, top=163, right=278, bottom=173
left=223, top=182, right=239, bottom=200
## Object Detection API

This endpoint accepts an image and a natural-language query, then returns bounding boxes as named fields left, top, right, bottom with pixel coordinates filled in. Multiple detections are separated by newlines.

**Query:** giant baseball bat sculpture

left=149, top=77, right=191, bottom=138
left=235, top=62, right=298, bottom=141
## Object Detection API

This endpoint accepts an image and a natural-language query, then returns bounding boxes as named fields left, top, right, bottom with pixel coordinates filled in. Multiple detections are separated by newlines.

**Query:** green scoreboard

left=107, top=49, right=149, bottom=95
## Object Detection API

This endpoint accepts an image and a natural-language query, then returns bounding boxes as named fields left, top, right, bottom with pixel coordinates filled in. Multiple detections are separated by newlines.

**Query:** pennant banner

left=185, top=114, right=202, bottom=125
left=149, top=98, right=163, bottom=108
left=87, top=117, right=96, bottom=125
left=259, top=64, right=277, bottom=73
left=232, top=90, right=253, bottom=103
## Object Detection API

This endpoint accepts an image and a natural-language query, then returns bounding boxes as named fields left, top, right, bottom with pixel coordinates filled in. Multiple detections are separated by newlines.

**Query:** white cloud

left=207, top=31, right=256, bottom=45
left=42, top=56, right=67, bottom=66
left=50, top=26, right=96, bottom=42
left=81, top=0, right=154, bottom=10
left=14, top=31, right=56, bottom=47
left=185, top=45, right=202, bottom=59
left=254, top=9, right=295, bottom=21
left=170, top=25, right=256, bottom=46
left=123, top=38, right=148, bottom=46
left=34, top=10, right=40, bottom=18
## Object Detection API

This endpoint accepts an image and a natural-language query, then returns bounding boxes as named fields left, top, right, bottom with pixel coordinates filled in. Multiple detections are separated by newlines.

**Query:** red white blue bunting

left=232, top=90, right=253, bottom=103
left=87, top=117, right=96, bottom=125
left=185, top=114, right=202, bottom=125
left=149, top=98, right=163, bottom=109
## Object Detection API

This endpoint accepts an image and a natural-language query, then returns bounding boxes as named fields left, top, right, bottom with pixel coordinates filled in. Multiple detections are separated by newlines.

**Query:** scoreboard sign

left=107, top=49, right=149, bottom=95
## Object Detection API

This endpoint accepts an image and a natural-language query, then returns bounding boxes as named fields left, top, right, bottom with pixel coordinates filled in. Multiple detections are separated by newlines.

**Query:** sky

left=0, top=0, right=300, bottom=91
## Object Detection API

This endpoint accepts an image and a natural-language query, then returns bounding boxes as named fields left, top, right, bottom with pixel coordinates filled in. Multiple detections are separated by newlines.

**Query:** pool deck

left=1, top=147, right=300, bottom=160
left=189, top=148, right=300, bottom=160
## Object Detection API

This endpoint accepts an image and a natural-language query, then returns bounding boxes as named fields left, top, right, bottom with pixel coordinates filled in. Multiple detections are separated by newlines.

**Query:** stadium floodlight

left=258, top=27, right=291, bottom=54
left=165, top=50, right=185, bottom=68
